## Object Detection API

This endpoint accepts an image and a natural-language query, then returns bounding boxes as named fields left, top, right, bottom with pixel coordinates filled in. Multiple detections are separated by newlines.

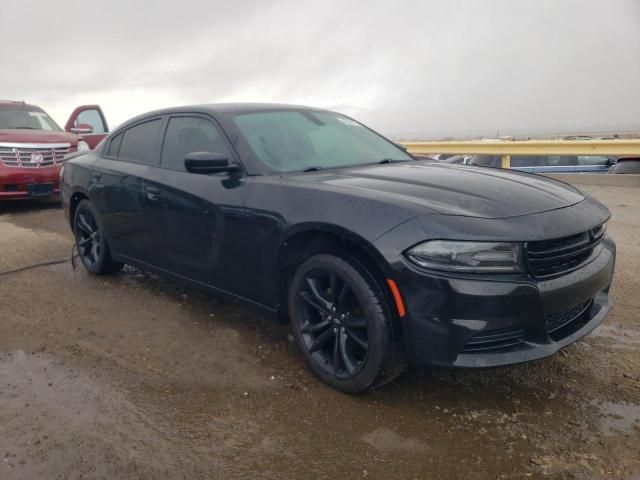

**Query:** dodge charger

left=61, top=104, right=616, bottom=393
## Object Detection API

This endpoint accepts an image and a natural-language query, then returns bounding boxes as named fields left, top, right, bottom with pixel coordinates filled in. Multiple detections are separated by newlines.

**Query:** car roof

left=0, top=100, right=41, bottom=110
left=204, top=102, right=329, bottom=113
left=142, top=102, right=329, bottom=116
left=115, top=103, right=335, bottom=132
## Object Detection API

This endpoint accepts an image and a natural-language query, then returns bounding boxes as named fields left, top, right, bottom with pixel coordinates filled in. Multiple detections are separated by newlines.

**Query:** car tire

left=288, top=253, right=405, bottom=394
left=73, top=199, right=123, bottom=275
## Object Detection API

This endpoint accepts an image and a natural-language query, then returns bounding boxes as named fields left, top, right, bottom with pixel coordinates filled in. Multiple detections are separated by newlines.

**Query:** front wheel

left=73, top=199, right=123, bottom=275
left=288, top=253, right=405, bottom=394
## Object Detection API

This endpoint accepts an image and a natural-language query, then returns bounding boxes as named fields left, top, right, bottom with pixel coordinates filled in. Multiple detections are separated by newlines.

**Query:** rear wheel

left=289, top=253, right=405, bottom=393
left=73, top=199, right=123, bottom=275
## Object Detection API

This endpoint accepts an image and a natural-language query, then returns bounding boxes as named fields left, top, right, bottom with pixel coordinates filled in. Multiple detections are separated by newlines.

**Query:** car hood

left=286, top=162, right=585, bottom=219
left=0, top=129, right=79, bottom=145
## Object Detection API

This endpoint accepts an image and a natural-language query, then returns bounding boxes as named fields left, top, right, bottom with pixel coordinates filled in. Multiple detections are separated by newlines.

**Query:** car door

left=141, top=114, right=247, bottom=287
left=94, top=117, right=164, bottom=263
left=65, top=105, right=109, bottom=148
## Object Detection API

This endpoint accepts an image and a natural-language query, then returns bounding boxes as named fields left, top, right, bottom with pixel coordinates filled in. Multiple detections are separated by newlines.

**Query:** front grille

left=546, top=298, right=593, bottom=334
left=0, top=143, right=71, bottom=168
left=525, top=225, right=605, bottom=278
left=462, top=327, right=525, bottom=353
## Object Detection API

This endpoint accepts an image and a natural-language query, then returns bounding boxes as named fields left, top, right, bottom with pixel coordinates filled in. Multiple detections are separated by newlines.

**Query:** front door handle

left=90, top=172, right=104, bottom=189
left=145, top=186, right=160, bottom=201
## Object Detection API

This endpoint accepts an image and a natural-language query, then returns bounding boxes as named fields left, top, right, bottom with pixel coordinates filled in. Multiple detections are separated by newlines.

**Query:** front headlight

left=405, top=240, right=524, bottom=273
left=597, top=222, right=607, bottom=238
left=77, top=140, right=90, bottom=152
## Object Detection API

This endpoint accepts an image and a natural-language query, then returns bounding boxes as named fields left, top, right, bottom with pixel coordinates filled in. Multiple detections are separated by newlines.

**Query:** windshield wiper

left=302, top=166, right=323, bottom=172
left=14, top=126, right=39, bottom=130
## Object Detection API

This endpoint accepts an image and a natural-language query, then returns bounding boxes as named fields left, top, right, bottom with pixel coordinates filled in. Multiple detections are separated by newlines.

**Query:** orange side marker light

left=386, top=278, right=406, bottom=318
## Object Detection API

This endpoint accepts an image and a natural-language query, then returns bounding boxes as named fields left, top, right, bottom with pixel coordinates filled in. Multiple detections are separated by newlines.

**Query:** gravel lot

left=0, top=185, right=638, bottom=479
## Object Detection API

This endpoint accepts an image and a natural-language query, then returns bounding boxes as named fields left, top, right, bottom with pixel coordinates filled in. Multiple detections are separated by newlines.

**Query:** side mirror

left=184, top=152, right=240, bottom=174
left=70, top=123, right=94, bottom=134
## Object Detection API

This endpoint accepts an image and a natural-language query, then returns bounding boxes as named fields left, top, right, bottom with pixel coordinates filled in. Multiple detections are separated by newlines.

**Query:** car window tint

left=75, top=109, right=106, bottom=133
left=161, top=116, right=231, bottom=171
left=545, top=156, right=576, bottom=166
left=469, top=155, right=500, bottom=167
left=106, top=132, right=123, bottom=157
left=510, top=156, right=545, bottom=167
left=577, top=155, right=609, bottom=165
left=118, top=119, right=161, bottom=164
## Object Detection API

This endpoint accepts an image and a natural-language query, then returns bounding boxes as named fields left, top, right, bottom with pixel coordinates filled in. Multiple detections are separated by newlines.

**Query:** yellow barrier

left=401, top=139, right=640, bottom=169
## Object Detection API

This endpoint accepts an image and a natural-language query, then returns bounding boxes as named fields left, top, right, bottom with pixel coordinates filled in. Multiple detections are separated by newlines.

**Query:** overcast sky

left=1, top=0, right=639, bottom=139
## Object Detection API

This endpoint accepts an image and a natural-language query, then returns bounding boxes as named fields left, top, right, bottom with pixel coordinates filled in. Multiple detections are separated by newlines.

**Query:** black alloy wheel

left=289, top=253, right=405, bottom=393
left=298, top=269, right=369, bottom=378
left=73, top=200, right=122, bottom=275
left=75, top=208, right=101, bottom=268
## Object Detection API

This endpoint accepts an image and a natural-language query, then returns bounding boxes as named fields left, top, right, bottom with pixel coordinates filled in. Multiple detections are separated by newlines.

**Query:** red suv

left=0, top=101, right=108, bottom=199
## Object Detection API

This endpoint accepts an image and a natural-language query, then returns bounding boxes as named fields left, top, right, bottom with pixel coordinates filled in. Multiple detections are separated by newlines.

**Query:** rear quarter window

left=106, top=132, right=123, bottom=157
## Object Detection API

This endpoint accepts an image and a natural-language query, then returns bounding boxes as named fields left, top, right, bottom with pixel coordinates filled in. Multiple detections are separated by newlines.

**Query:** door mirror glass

left=65, top=106, right=108, bottom=134
left=76, top=109, right=106, bottom=133
left=70, top=123, right=94, bottom=134
left=184, top=152, right=239, bottom=174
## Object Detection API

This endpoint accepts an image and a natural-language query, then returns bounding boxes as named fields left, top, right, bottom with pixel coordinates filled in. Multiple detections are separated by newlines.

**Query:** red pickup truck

left=0, top=101, right=108, bottom=199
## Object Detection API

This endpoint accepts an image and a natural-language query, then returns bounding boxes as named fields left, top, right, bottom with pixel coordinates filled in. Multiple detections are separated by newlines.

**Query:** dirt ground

left=0, top=185, right=638, bottom=480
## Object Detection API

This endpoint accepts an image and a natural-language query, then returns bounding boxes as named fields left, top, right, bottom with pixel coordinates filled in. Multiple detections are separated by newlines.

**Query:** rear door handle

left=91, top=172, right=101, bottom=181
left=145, top=186, right=160, bottom=201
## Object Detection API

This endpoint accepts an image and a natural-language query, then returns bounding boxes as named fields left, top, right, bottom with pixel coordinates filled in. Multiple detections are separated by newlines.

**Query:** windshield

left=0, top=108, right=62, bottom=131
left=232, top=110, right=412, bottom=172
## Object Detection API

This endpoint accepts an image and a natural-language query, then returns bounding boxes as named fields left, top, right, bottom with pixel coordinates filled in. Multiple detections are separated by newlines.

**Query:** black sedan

left=61, top=104, right=616, bottom=393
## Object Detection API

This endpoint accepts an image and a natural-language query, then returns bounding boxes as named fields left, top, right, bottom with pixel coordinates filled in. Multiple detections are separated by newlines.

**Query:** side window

left=106, top=132, right=123, bottom=157
left=161, top=116, right=231, bottom=171
left=469, top=155, right=500, bottom=167
left=510, top=156, right=545, bottom=168
left=577, top=155, right=609, bottom=166
left=75, top=109, right=106, bottom=133
left=118, top=119, right=162, bottom=164
left=545, top=156, right=577, bottom=166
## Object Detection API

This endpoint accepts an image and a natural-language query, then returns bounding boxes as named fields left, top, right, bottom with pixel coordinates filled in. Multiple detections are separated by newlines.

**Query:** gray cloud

left=1, top=0, right=639, bottom=138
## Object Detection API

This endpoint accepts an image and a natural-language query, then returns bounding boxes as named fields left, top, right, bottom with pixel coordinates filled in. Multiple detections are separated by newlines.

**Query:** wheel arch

left=274, top=223, right=398, bottom=324
left=68, top=189, right=91, bottom=229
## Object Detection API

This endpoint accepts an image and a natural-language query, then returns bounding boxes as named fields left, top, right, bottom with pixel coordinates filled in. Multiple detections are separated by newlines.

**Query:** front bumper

left=397, top=238, right=616, bottom=369
left=0, top=165, right=61, bottom=199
